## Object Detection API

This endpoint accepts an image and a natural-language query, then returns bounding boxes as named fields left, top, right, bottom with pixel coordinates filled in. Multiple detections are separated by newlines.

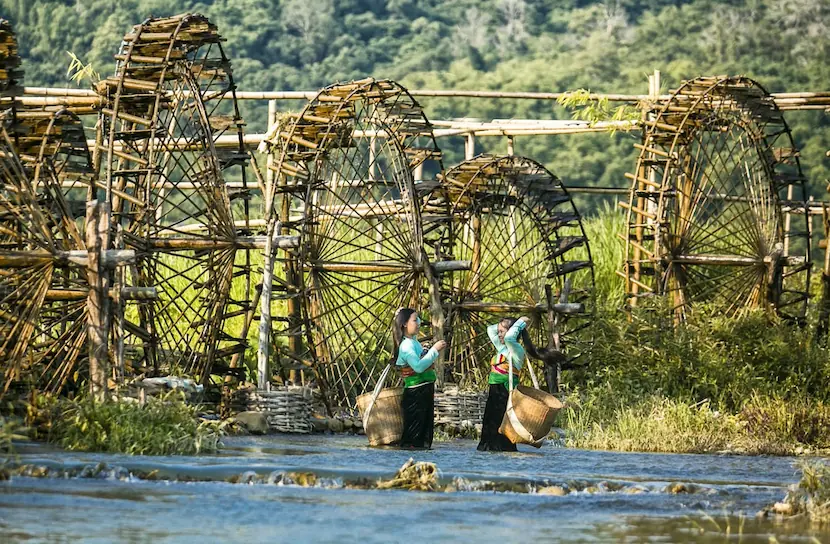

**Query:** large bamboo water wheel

left=0, top=133, right=66, bottom=392
left=265, top=78, right=450, bottom=409
left=97, top=14, right=254, bottom=382
left=622, top=76, right=811, bottom=323
left=0, top=19, right=96, bottom=394
left=425, top=154, right=595, bottom=391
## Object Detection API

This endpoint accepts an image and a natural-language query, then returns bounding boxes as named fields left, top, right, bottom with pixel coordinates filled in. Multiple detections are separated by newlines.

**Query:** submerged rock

left=229, top=471, right=260, bottom=484
left=376, top=458, right=439, bottom=491
left=234, top=411, right=269, bottom=435
left=537, top=485, right=568, bottom=496
left=666, top=482, right=697, bottom=494
left=283, top=472, right=318, bottom=487
left=327, top=418, right=344, bottom=433
left=773, top=501, right=793, bottom=515
left=622, top=486, right=649, bottom=494
left=79, top=463, right=109, bottom=479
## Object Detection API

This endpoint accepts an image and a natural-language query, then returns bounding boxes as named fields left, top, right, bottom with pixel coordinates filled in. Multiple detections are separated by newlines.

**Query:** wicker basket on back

left=498, top=384, right=563, bottom=448
left=497, top=356, right=564, bottom=448
left=357, top=364, right=404, bottom=446
left=357, top=387, right=404, bottom=446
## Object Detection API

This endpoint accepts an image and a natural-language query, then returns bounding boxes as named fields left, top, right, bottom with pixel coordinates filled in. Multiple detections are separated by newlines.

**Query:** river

left=2, top=435, right=828, bottom=543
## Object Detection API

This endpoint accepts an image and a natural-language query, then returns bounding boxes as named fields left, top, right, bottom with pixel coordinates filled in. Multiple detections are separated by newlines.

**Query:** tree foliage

left=3, top=0, right=829, bottom=210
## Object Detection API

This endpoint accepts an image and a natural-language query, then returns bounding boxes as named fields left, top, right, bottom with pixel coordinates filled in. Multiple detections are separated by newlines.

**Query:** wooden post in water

left=86, top=200, right=111, bottom=401
left=258, top=220, right=281, bottom=391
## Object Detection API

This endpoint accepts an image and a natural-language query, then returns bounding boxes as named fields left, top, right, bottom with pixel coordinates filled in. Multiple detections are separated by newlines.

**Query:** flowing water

left=2, top=435, right=828, bottom=543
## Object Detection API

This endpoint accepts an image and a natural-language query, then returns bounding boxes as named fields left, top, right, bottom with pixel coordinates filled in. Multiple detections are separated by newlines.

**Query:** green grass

left=581, top=205, right=626, bottom=308
left=561, top=393, right=830, bottom=455
left=46, top=392, right=225, bottom=455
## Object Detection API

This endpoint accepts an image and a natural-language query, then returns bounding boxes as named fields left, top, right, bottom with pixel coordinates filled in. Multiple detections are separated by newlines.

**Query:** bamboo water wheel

left=426, top=155, right=595, bottom=391
left=266, top=78, right=450, bottom=409
left=622, top=76, right=811, bottom=323
left=0, top=19, right=97, bottom=393
left=9, top=109, right=94, bottom=394
left=97, top=14, right=254, bottom=383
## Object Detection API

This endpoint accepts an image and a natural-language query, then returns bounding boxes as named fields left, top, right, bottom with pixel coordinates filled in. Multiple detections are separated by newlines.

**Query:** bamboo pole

left=470, top=214, right=482, bottom=296
left=0, top=249, right=135, bottom=268
left=266, top=100, right=277, bottom=191
left=25, top=85, right=830, bottom=103
left=257, top=220, right=280, bottom=391
left=668, top=254, right=766, bottom=266
left=145, top=236, right=298, bottom=250
left=544, top=285, right=560, bottom=394
left=85, top=201, right=110, bottom=402
left=452, top=300, right=584, bottom=314
left=784, top=183, right=794, bottom=256
left=465, top=133, right=475, bottom=160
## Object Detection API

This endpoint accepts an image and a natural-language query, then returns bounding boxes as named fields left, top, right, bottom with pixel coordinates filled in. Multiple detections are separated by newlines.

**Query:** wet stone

left=310, top=417, right=328, bottom=433
left=284, top=472, right=317, bottom=487
left=327, top=418, right=344, bottom=433
left=666, top=482, right=697, bottom=494
left=79, top=463, right=109, bottom=479
left=622, top=486, right=649, bottom=494
left=234, top=411, right=269, bottom=435
left=773, top=501, right=793, bottom=515
left=227, top=471, right=261, bottom=484
left=537, top=485, right=568, bottom=496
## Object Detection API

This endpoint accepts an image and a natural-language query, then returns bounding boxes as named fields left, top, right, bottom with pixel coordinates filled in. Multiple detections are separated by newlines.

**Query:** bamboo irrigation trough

left=2, top=13, right=830, bottom=412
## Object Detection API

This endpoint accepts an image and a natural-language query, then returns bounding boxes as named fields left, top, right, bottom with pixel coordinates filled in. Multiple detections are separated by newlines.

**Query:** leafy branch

left=557, top=89, right=641, bottom=134
left=66, top=51, right=100, bottom=86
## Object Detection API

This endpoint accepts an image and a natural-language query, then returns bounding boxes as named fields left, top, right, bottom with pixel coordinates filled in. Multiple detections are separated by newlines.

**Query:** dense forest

left=4, top=0, right=830, bottom=211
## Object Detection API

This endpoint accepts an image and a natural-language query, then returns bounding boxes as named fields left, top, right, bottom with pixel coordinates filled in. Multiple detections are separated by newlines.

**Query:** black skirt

left=400, top=382, right=435, bottom=449
left=477, top=383, right=517, bottom=452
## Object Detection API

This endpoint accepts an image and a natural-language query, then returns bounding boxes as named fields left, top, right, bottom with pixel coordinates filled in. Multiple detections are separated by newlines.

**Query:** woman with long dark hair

left=391, top=308, right=446, bottom=449
left=477, top=316, right=564, bottom=451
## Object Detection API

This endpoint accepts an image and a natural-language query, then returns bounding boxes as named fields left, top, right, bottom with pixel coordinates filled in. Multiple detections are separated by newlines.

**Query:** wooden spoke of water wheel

left=266, top=78, right=446, bottom=410
left=623, top=76, right=811, bottom=324
left=98, top=13, right=253, bottom=383
left=427, top=154, right=595, bottom=392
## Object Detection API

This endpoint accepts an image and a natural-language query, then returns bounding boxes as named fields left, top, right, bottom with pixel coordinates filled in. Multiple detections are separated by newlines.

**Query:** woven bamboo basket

left=237, top=386, right=313, bottom=433
left=356, top=387, right=404, bottom=446
left=434, top=389, right=487, bottom=426
left=498, top=385, right=563, bottom=448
